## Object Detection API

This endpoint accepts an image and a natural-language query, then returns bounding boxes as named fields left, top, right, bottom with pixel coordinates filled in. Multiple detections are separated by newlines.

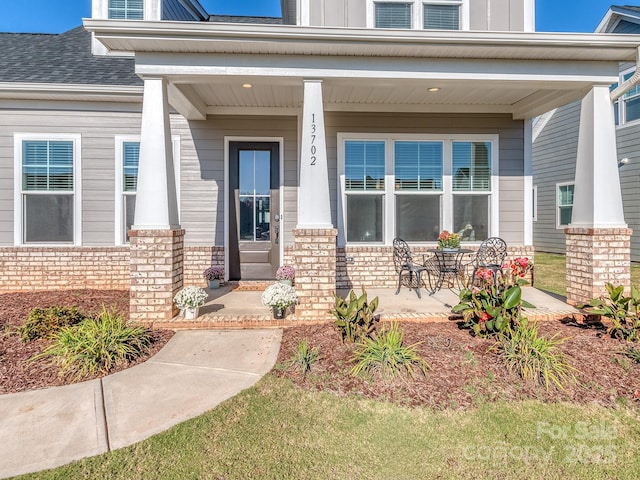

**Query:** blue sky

left=0, top=0, right=630, bottom=34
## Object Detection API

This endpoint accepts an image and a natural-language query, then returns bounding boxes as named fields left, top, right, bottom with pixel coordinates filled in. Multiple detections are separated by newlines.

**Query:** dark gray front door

left=229, top=142, right=280, bottom=280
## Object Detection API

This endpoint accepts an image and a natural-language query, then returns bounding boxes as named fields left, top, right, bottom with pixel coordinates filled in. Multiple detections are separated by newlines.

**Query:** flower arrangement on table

left=203, top=266, right=224, bottom=281
left=261, top=283, right=298, bottom=318
left=173, top=286, right=208, bottom=309
left=276, top=265, right=296, bottom=282
left=437, top=230, right=461, bottom=250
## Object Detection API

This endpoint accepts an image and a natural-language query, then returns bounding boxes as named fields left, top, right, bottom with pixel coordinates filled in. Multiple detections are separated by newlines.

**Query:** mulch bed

left=0, top=290, right=174, bottom=394
left=275, top=318, right=640, bottom=409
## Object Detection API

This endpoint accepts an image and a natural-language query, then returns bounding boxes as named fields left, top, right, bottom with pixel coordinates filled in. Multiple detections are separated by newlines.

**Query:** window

left=115, top=136, right=180, bottom=245
left=339, top=134, right=497, bottom=245
left=557, top=183, right=574, bottom=227
left=108, top=0, right=144, bottom=20
left=371, top=0, right=464, bottom=30
left=613, top=68, right=640, bottom=127
left=15, top=135, right=81, bottom=245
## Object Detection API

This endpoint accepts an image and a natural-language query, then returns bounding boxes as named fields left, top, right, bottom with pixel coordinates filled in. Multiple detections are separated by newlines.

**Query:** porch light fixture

left=619, top=157, right=630, bottom=167
left=427, top=87, right=440, bottom=92
left=242, top=83, right=253, bottom=89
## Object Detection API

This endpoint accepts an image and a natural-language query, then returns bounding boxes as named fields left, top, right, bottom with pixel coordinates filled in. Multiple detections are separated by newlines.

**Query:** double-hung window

left=557, top=182, right=574, bottom=228
left=613, top=68, right=640, bottom=126
left=108, top=0, right=144, bottom=20
left=339, top=134, right=497, bottom=245
left=15, top=135, right=81, bottom=245
left=371, top=0, right=464, bottom=30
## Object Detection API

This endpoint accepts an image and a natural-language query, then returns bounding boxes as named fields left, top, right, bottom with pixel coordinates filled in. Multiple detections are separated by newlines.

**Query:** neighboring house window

left=613, top=68, right=640, bottom=126
left=557, top=183, right=574, bottom=227
left=339, top=134, right=497, bottom=245
left=115, top=136, right=181, bottom=245
left=15, top=135, right=81, bottom=245
left=108, top=0, right=144, bottom=20
left=371, top=0, right=464, bottom=30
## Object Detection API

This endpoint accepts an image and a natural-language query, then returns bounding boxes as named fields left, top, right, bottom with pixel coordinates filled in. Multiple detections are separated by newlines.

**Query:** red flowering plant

left=437, top=230, right=461, bottom=250
left=452, top=257, right=535, bottom=337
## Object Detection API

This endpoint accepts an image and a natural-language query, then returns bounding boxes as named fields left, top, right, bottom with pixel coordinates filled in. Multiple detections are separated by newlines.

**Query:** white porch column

left=565, top=85, right=631, bottom=305
left=298, top=79, right=332, bottom=229
left=571, top=85, right=625, bottom=229
left=133, top=77, right=180, bottom=230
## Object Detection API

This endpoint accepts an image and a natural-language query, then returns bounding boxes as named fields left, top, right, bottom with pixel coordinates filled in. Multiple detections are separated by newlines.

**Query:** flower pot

left=184, top=307, right=200, bottom=320
left=272, top=306, right=285, bottom=319
left=440, top=247, right=459, bottom=252
left=278, top=279, right=292, bottom=286
left=208, top=279, right=220, bottom=289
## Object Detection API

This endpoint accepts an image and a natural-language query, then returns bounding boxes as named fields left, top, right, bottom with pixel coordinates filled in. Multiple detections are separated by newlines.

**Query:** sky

left=0, top=0, right=632, bottom=34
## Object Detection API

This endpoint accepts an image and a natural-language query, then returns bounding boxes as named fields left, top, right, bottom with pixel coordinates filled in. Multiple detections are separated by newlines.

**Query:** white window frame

left=615, top=66, right=640, bottom=129
left=14, top=133, right=82, bottom=246
left=114, top=135, right=181, bottom=245
left=337, top=133, right=498, bottom=246
left=556, top=181, right=574, bottom=229
left=366, top=0, right=468, bottom=30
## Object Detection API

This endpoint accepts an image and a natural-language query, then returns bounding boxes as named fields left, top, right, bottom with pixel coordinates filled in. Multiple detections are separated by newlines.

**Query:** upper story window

left=613, top=67, right=640, bottom=127
left=371, top=0, right=464, bottom=30
left=108, top=0, right=144, bottom=20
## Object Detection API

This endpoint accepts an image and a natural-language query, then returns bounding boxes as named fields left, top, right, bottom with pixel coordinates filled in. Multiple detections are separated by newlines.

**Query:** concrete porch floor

left=149, top=284, right=581, bottom=330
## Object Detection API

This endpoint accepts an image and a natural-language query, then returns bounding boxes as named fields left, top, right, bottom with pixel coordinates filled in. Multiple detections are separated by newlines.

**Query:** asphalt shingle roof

left=0, top=26, right=141, bottom=86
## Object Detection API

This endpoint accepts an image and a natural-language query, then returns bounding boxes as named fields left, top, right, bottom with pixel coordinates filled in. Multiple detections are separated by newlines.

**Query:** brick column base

left=129, top=229, right=184, bottom=323
left=565, top=227, right=632, bottom=306
left=293, top=228, right=337, bottom=321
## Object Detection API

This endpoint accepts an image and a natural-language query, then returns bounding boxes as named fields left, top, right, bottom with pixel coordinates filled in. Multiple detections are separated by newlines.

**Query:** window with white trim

left=613, top=67, right=640, bottom=126
left=371, top=0, right=464, bottom=30
left=108, top=0, right=144, bottom=20
left=115, top=136, right=181, bottom=245
left=339, top=134, right=497, bottom=245
left=15, top=135, right=81, bottom=245
left=556, top=182, right=574, bottom=228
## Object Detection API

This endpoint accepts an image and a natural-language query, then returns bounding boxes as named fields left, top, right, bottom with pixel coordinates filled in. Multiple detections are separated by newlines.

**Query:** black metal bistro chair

left=393, top=238, right=436, bottom=298
left=468, top=237, right=508, bottom=286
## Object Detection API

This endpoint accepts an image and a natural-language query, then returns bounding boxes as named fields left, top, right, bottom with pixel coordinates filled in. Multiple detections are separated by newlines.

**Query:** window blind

left=394, top=141, right=443, bottom=190
left=108, top=0, right=144, bottom=20
left=423, top=3, right=460, bottom=30
left=22, top=141, right=73, bottom=191
left=452, top=142, right=491, bottom=191
left=345, top=141, right=385, bottom=190
left=375, top=3, right=412, bottom=29
left=123, top=142, right=139, bottom=192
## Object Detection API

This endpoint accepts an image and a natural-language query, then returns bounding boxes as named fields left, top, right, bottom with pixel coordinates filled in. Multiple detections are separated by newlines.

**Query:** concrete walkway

left=0, top=329, right=282, bottom=479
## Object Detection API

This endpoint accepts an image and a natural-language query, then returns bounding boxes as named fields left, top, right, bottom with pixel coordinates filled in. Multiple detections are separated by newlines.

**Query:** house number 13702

left=310, top=113, right=317, bottom=166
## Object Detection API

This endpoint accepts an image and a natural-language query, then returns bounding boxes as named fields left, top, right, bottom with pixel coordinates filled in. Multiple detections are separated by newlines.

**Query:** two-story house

left=1, top=0, right=638, bottom=320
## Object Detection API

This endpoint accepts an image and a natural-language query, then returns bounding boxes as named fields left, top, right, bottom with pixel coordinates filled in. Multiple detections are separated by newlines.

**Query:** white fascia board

left=596, top=6, right=640, bottom=33
left=0, top=83, right=143, bottom=102
left=83, top=19, right=640, bottom=62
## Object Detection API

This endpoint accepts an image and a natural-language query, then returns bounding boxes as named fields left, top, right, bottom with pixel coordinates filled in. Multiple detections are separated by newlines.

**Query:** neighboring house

left=1, top=0, right=638, bottom=320
left=533, top=5, right=640, bottom=260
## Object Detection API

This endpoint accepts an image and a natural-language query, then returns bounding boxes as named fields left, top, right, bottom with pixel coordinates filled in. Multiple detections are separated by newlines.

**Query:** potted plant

left=203, top=265, right=224, bottom=289
left=437, top=230, right=461, bottom=251
left=261, top=283, right=298, bottom=319
left=275, top=265, right=296, bottom=286
left=173, top=286, right=208, bottom=320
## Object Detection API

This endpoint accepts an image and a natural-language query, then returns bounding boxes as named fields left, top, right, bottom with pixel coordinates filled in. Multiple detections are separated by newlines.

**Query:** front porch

left=146, top=285, right=580, bottom=330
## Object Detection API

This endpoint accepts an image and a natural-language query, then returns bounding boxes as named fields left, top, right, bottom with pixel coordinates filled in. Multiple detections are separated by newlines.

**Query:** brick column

left=565, top=227, right=632, bottom=306
left=293, top=228, right=337, bottom=320
left=129, top=229, right=184, bottom=323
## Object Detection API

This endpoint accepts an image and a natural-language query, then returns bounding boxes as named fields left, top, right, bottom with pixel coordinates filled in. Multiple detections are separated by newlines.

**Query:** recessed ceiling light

left=242, top=83, right=253, bottom=89
left=428, top=87, right=440, bottom=92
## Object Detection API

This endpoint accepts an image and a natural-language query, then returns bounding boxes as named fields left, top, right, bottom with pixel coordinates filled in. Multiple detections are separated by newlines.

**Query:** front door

left=229, top=142, right=280, bottom=280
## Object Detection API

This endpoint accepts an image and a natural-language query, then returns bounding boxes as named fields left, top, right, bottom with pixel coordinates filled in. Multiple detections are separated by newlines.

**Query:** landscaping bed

left=0, top=290, right=174, bottom=394
left=275, top=318, right=640, bottom=409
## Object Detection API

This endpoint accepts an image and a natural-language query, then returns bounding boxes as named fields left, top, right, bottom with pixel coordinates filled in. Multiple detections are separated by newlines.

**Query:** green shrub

left=583, top=283, right=640, bottom=341
left=330, top=289, right=379, bottom=343
left=291, top=339, right=321, bottom=374
left=495, top=319, right=577, bottom=390
left=623, top=346, right=640, bottom=364
left=31, top=307, right=153, bottom=381
left=18, top=306, right=88, bottom=343
left=351, top=322, right=430, bottom=379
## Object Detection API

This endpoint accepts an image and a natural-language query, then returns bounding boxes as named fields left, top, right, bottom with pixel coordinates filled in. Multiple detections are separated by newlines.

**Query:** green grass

left=534, top=252, right=640, bottom=297
left=18, top=375, right=640, bottom=480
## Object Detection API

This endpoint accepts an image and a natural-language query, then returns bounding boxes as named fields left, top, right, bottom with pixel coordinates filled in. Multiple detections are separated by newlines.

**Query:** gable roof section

left=0, top=26, right=140, bottom=86
left=596, top=5, right=640, bottom=33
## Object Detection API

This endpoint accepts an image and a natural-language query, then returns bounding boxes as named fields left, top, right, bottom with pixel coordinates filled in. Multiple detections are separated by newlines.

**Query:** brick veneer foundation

left=565, top=227, right=632, bottom=306
left=129, top=229, right=184, bottom=323
left=0, top=247, right=130, bottom=292
left=292, top=228, right=337, bottom=320
left=183, top=246, right=225, bottom=287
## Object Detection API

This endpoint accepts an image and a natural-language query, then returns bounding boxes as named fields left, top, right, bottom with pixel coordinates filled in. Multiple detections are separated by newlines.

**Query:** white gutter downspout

left=610, top=46, right=640, bottom=101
